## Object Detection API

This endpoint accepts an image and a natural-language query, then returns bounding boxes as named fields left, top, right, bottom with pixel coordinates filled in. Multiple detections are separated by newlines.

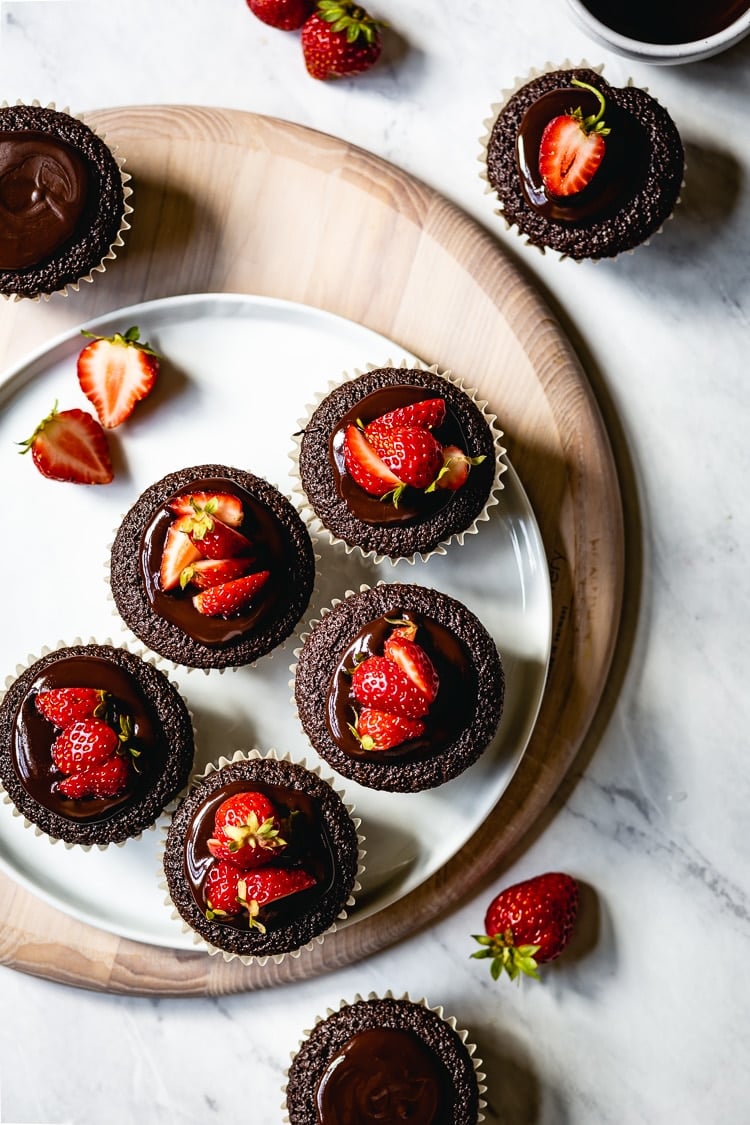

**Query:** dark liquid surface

left=581, top=0, right=749, bottom=43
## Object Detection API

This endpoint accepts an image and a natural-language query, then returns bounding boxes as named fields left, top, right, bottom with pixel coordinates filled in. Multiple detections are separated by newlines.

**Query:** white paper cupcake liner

left=158, top=747, right=366, bottom=966
left=0, top=636, right=196, bottom=851
left=0, top=99, right=132, bottom=302
left=478, top=61, right=685, bottom=262
left=282, top=990, right=487, bottom=1123
left=290, top=357, right=506, bottom=566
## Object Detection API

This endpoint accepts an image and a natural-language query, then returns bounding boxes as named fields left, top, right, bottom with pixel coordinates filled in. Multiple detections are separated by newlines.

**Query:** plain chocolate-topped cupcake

left=109, top=465, right=316, bottom=671
left=0, top=643, right=195, bottom=847
left=292, top=583, right=504, bottom=793
left=294, top=363, right=503, bottom=563
left=284, top=992, right=486, bottom=1124
left=0, top=101, right=131, bottom=299
left=161, top=752, right=363, bottom=962
left=481, top=65, right=684, bottom=260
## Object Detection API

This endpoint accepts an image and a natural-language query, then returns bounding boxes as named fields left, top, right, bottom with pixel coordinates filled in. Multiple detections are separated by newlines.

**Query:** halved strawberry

left=173, top=512, right=254, bottom=560
left=192, top=570, right=270, bottom=617
left=367, top=397, right=446, bottom=432
left=352, top=707, right=425, bottom=751
left=179, top=557, right=253, bottom=591
left=57, top=753, right=130, bottom=799
left=383, top=632, right=439, bottom=704
left=77, top=325, right=159, bottom=429
left=167, top=492, right=243, bottom=528
left=426, top=444, right=485, bottom=493
left=18, top=404, right=113, bottom=485
left=538, top=78, right=610, bottom=197
left=159, top=524, right=202, bottom=592
left=351, top=655, right=430, bottom=719
left=342, top=423, right=404, bottom=499
left=238, top=866, right=317, bottom=932
left=35, top=687, right=106, bottom=728
left=364, top=423, right=444, bottom=490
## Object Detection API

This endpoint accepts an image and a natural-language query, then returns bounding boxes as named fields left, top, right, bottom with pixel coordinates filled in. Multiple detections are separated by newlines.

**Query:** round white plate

left=0, top=292, right=551, bottom=949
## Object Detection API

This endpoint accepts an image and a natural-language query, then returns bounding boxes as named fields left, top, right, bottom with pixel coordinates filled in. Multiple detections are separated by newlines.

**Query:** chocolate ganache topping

left=516, top=85, right=648, bottom=224
left=12, top=654, right=167, bottom=823
left=183, top=778, right=336, bottom=932
left=315, top=1027, right=450, bottom=1124
left=327, top=608, right=474, bottom=763
left=331, top=386, right=468, bottom=525
left=0, top=131, right=88, bottom=270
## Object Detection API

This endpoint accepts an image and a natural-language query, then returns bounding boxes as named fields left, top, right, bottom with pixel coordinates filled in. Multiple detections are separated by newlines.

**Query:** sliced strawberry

left=173, top=512, right=254, bottom=560
left=159, top=524, right=202, bottom=591
left=179, top=556, right=253, bottom=591
left=57, top=753, right=130, bottom=799
left=18, top=404, right=113, bottom=485
left=204, top=859, right=245, bottom=919
left=35, top=687, right=105, bottom=727
left=364, top=424, right=444, bottom=490
left=353, top=707, right=425, bottom=751
left=538, top=79, right=610, bottom=198
left=51, top=717, right=119, bottom=774
left=351, top=655, right=430, bottom=719
left=208, top=790, right=286, bottom=870
left=342, top=423, right=404, bottom=499
left=367, top=397, right=447, bottom=432
left=239, top=866, right=317, bottom=912
left=192, top=570, right=270, bottom=617
left=77, top=325, right=159, bottom=429
left=426, top=444, right=485, bottom=493
left=167, top=491, right=243, bottom=528
left=383, top=633, right=439, bottom=703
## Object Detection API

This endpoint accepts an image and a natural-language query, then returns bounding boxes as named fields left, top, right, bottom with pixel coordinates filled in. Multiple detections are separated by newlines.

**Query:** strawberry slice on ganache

left=538, top=78, right=610, bottom=197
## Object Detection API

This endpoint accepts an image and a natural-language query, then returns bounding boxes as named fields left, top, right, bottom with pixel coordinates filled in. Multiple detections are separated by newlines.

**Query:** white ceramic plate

left=0, top=292, right=551, bottom=949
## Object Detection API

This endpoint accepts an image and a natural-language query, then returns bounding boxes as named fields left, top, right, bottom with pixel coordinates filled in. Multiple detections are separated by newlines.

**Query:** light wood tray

left=0, top=106, right=624, bottom=995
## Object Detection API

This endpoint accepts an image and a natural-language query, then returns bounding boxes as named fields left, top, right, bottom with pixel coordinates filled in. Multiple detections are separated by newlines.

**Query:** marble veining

left=1, top=0, right=750, bottom=1122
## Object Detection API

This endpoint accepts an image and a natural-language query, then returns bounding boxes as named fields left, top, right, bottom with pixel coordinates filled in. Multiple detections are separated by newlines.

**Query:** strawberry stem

left=570, top=78, right=610, bottom=137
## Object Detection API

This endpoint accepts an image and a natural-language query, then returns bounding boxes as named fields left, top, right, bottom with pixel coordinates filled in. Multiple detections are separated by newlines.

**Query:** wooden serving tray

left=0, top=106, right=624, bottom=995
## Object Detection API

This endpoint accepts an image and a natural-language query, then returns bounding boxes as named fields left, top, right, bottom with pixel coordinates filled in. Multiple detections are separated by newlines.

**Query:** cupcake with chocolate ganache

left=481, top=65, right=684, bottom=260
left=0, top=643, right=195, bottom=847
left=294, top=362, right=504, bottom=563
left=0, top=101, right=131, bottom=299
left=292, top=583, right=504, bottom=792
left=161, top=751, right=363, bottom=962
left=284, top=992, right=486, bottom=1124
left=110, top=465, right=316, bottom=671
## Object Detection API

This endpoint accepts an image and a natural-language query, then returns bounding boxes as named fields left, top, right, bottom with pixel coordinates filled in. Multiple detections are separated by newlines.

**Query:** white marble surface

left=1, top=1, right=749, bottom=1122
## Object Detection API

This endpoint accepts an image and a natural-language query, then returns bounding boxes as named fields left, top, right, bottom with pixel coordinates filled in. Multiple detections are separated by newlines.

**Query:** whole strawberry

left=247, top=0, right=314, bottom=29
left=301, top=1, right=382, bottom=80
left=472, top=872, right=579, bottom=982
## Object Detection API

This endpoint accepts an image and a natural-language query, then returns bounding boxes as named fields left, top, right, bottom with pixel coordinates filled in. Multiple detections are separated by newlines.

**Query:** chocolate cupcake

left=284, top=992, right=486, bottom=1124
left=481, top=65, right=684, bottom=260
left=0, top=642, right=195, bottom=848
left=0, top=101, right=131, bottom=300
left=292, top=583, right=504, bottom=792
left=109, top=465, right=316, bottom=671
left=294, top=362, right=504, bottom=563
left=161, top=751, right=363, bottom=962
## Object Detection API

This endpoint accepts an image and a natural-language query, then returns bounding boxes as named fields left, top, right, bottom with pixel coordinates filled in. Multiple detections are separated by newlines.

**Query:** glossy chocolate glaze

left=315, top=1027, right=450, bottom=1124
left=516, top=87, right=648, bottom=224
left=331, top=386, right=468, bottom=525
left=183, top=778, right=336, bottom=933
left=141, top=476, right=293, bottom=647
left=0, top=131, right=88, bottom=269
left=12, top=654, right=168, bottom=824
left=581, top=0, right=749, bottom=43
left=327, top=609, right=474, bottom=763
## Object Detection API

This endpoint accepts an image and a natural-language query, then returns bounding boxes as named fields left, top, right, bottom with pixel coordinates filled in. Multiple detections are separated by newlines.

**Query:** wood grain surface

left=0, top=106, right=624, bottom=995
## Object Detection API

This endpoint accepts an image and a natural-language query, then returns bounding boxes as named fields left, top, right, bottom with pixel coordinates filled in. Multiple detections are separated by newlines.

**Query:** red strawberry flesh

left=351, top=655, right=430, bottom=719
left=19, top=405, right=113, bottom=485
left=35, top=687, right=104, bottom=727
left=51, top=718, right=118, bottom=774
left=168, top=492, right=244, bottom=528
left=57, top=753, right=130, bottom=799
left=159, top=524, right=202, bottom=591
left=192, top=570, right=270, bottom=617
left=77, top=326, right=159, bottom=429
left=355, top=707, right=425, bottom=751
left=538, top=79, right=610, bottom=198
left=368, top=397, right=446, bottom=432
left=343, top=423, right=403, bottom=498
left=382, top=634, right=439, bottom=703
left=364, top=424, right=444, bottom=489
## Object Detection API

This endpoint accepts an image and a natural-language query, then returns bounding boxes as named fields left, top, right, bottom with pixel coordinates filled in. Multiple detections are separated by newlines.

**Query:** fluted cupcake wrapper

left=0, top=637, right=197, bottom=851
left=282, top=990, right=487, bottom=1123
left=289, top=357, right=506, bottom=566
left=0, top=100, right=132, bottom=302
left=158, top=747, right=366, bottom=966
left=478, top=60, right=685, bottom=262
